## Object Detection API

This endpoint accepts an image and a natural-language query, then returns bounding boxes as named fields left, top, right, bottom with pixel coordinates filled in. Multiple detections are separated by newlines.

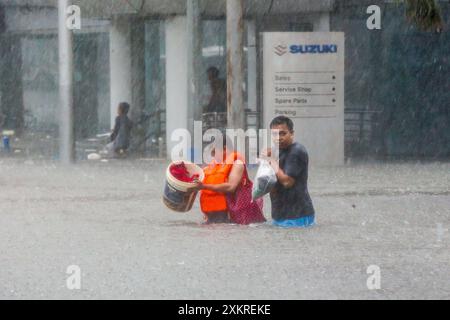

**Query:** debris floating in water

left=87, top=153, right=102, bottom=161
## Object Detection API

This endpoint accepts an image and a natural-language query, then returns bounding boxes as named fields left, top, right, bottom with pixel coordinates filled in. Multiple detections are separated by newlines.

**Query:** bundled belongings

left=169, top=162, right=200, bottom=183
left=252, top=159, right=277, bottom=201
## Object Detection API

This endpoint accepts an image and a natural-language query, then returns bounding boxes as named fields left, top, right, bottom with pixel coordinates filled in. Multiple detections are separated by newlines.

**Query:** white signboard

left=263, top=32, right=345, bottom=166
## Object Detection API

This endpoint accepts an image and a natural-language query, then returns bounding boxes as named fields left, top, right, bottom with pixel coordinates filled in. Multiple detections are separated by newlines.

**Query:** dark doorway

left=73, top=34, right=99, bottom=140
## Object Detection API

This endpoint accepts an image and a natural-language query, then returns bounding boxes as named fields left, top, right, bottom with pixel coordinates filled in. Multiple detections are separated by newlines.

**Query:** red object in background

left=170, top=162, right=199, bottom=183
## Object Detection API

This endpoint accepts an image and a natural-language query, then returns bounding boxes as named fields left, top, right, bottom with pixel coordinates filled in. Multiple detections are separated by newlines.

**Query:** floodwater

left=0, top=158, right=449, bottom=299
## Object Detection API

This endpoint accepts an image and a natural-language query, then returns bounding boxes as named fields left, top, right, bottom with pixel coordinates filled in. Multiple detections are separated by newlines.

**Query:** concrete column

left=226, top=0, right=245, bottom=130
left=110, top=17, right=132, bottom=128
left=165, top=16, right=188, bottom=157
left=58, top=0, right=75, bottom=164
left=247, top=20, right=257, bottom=113
left=187, top=0, right=202, bottom=133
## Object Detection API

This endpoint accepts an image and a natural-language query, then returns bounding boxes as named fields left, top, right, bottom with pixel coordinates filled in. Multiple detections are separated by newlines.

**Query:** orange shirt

left=200, top=152, right=242, bottom=214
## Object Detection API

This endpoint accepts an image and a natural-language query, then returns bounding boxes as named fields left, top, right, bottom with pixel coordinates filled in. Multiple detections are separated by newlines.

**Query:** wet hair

left=207, top=66, right=220, bottom=78
left=270, top=116, right=294, bottom=132
left=118, top=102, right=130, bottom=115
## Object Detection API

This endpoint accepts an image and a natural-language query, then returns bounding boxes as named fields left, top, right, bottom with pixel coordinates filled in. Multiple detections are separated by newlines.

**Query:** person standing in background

left=110, top=102, right=133, bottom=157
left=203, top=67, right=227, bottom=114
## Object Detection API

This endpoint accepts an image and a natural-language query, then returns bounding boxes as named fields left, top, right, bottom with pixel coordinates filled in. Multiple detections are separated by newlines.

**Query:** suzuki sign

left=263, top=32, right=345, bottom=166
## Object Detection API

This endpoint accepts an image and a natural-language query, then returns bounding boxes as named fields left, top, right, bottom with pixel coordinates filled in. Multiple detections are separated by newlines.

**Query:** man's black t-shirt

left=270, top=142, right=315, bottom=221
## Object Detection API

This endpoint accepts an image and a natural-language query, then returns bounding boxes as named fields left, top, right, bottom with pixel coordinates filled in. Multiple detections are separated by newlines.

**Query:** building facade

left=0, top=0, right=449, bottom=159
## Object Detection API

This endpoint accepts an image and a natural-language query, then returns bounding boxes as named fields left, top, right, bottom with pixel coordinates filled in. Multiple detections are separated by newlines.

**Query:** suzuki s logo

left=274, top=45, right=288, bottom=56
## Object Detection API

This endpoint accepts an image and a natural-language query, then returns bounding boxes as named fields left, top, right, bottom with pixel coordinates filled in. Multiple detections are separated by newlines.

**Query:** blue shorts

left=273, top=215, right=315, bottom=228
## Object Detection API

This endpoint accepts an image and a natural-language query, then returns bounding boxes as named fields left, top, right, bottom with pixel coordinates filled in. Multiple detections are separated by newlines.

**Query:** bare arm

left=266, top=156, right=295, bottom=189
left=199, top=161, right=245, bottom=194
left=262, top=147, right=296, bottom=189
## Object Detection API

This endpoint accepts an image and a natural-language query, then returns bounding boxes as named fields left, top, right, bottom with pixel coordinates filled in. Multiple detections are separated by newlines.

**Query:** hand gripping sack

left=252, top=159, right=277, bottom=201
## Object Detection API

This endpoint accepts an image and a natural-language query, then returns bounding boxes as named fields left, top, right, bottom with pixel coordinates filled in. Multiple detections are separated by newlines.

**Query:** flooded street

left=0, top=159, right=448, bottom=299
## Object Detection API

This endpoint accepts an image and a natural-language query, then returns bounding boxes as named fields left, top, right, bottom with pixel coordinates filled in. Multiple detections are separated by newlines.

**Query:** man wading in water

left=265, top=116, right=316, bottom=228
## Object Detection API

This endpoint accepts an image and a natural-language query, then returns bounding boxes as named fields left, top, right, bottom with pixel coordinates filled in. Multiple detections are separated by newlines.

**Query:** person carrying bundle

left=264, top=116, right=316, bottom=228
left=192, top=134, right=266, bottom=225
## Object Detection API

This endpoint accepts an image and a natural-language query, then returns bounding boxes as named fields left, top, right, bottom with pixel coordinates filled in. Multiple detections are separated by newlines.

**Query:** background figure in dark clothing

left=204, top=67, right=227, bottom=114
left=110, top=102, right=133, bottom=155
